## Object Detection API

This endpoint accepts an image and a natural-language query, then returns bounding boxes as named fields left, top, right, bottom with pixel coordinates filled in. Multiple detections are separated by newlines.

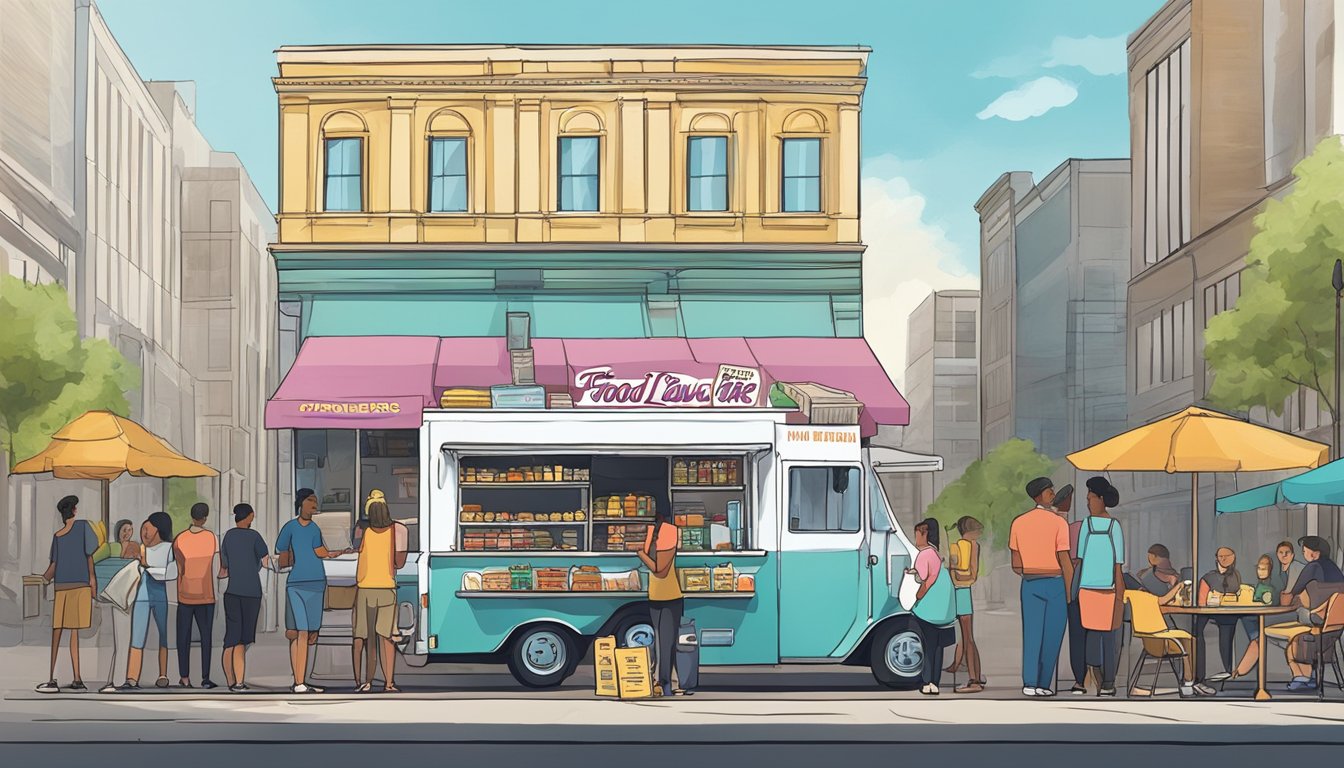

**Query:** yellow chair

left=1300, top=593, right=1344, bottom=699
left=1125, top=589, right=1193, bottom=697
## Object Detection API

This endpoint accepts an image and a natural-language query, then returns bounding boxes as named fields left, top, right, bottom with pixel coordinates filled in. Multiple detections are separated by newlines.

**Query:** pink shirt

left=915, top=546, right=941, bottom=584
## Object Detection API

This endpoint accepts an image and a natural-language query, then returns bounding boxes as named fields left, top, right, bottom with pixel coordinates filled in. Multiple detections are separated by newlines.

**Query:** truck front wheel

left=506, top=624, right=578, bottom=688
left=869, top=619, right=925, bottom=690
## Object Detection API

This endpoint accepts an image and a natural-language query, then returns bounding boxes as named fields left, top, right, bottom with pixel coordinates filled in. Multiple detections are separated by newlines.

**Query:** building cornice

left=272, top=75, right=866, bottom=95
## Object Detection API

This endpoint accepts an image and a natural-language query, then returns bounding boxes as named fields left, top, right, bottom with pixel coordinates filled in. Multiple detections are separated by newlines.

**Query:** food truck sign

left=575, top=364, right=762, bottom=408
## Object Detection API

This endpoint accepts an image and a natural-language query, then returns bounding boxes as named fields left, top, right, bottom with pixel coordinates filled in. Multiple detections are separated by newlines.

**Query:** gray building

left=888, top=290, right=980, bottom=525
left=975, top=159, right=1130, bottom=480
left=1125, top=0, right=1344, bottom=569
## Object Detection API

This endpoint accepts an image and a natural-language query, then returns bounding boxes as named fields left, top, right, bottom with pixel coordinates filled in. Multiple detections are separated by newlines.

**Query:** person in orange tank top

left=638, top=505, right=681, bottom=697
left=353, top=491, right=407, bottom=693
left=173, top=503, right=218, bottom=689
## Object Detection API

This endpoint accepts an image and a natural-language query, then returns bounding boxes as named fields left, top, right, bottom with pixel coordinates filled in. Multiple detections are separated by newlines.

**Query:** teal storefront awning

left=1216, top=457, right=1344, bottom=514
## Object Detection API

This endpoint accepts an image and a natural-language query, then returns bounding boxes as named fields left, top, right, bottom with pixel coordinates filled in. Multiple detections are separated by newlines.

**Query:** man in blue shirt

left=276, top=489, right=348, bottom=693
left=37, top=496, right=99, bottom=693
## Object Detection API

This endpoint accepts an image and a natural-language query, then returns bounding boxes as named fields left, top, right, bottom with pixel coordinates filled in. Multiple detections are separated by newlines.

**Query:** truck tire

left=869, top=619, right=925, bottom=690
left=506, top=624, right=578, bottom=688
left=613, top=611, right=655, bottom=649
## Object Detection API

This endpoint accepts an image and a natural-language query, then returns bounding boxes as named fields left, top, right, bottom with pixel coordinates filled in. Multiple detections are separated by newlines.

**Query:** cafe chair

left=1125, top=590, right=1192, bottom=698
left=1304, top=593, right=1344, bottom=701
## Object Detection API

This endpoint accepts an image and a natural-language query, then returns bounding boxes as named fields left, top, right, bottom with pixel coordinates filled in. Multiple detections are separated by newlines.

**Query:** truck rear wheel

left=613, top=612, right=655, bottom=649
left=506, top=624, right=578, bottom=688
left=869, top=619, right=925, bottom=690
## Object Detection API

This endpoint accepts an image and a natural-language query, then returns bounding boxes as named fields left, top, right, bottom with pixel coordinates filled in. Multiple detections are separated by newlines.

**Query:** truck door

left=778, top=463, right=866, bottom=659
left=867, top=468, right=912, bottom=620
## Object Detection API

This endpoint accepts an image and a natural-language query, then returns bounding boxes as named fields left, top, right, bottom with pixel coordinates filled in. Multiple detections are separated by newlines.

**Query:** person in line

left=910, top=517, right=957, bottom=695
left=121, top=512, right=176, bottom=690
left=1225, top=554, right=1282, bottom=681
left=352, top=490, right=407, bottom=693
left=277, top=488, right=348, bottom=694
left=36, top=496, right=99, bottom=693
left=945, top=516, right=984, bottom=693
left=219, top=503, right=270, bottom=692
left=112, top=519, right=141, bottom=560
left=1009, top=477, right=1074, bottom=698
left=1271, top=540, right=1304, bottom=599
left=1195, top=547, right=1248, bottom=684
left=1075, top=477, right=1125, bottom=697
left=1052, top=484, right=1089, bottom=695
left=174, top=503, right=219, bottom=689
left=638, top=502, right=682, bottom=697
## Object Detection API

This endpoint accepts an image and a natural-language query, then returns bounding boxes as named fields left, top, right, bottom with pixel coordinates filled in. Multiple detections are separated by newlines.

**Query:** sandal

left=155, top=676, right=170, bottom=688
left=383, top=684, right=401, bottom=693
left=954, top=683, right=984, bottom=694
left=35, top=680, right=58, bottom=694
left=356, top=683, right=373, bottom=693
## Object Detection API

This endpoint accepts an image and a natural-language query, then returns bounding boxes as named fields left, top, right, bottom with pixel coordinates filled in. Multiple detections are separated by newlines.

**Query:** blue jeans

left=1020, top=576, right=1067, bottom=689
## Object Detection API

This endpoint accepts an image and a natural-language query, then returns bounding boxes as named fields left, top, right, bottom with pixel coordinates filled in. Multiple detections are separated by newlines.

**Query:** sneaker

left=1035, top=688, right=1056, bottom=697
left=155, top=677, right=170, bottom=688
left=1287, top=677, right=1318, bottom=692
left=291, top=684, right=315, bottom=694
left=307, top=683, right=325, bottom=694
left=1193, top=683, right=1217, bottom=697
left=1206, top=672, right=1232, bottom=683
left=229, top=684, right=249, bottom=692
left=1023, top=686, right=1041, bottom=697
left=200, top=680, right=218, bottom=690
left=1070, top=684, right=1088, bottom=695
left=68, top=681, right=87, bottom=692
left=1098, top=686, right=1117, bottom=697
left=1179, top=684, right=1195, bottom=698
left=35, top=681, right=58, bottom=694
left=117, top=681, right=140, bottom=691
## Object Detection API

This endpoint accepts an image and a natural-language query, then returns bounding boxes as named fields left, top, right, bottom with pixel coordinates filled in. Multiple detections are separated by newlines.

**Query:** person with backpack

left=945, top=516, right=984, bottom=693
left=1074, top=477, right=1125, bottom=697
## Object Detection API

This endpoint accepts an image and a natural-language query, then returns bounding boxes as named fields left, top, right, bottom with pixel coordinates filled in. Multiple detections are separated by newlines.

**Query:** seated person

left=1226, top=554, right=1284, bottom=680
left=1280, top=536, right=1344, bottom=606
left=1135, top=543, right=1183, bottom=597
left=1278, top=585, right=1344, bottom=691
left=1196, top=547, right=1257, bottom=683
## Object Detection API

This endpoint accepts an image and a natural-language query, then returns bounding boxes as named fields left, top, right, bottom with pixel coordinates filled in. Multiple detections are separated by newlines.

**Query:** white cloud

left=1044, top=34, right=1126, bottom=76
left=976, top=76, right=1078, bottom=121
left=860, top=174, right=979, bottom=390
left=973, top=34, right=1126, bottom=79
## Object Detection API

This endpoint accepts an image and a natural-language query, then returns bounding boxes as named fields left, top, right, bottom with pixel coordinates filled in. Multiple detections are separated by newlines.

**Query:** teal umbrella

left=1216, top=457, right=1344, bottom=514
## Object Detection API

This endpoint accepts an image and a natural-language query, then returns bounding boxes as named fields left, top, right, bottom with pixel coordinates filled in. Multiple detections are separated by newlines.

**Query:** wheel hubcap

left=886, top=630, right=923, bottom=677
left=623, top=623, right=655, bottom=648
left=521, top=631, right=567, bottom=676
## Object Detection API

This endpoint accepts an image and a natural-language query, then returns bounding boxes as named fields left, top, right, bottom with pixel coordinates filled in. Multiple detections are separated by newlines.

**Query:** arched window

left=687, top=113, right=732, bottom=212
left=321, top=111, right=366, bottom=212
left=780, top=109, right=826, bottom=213
left=426, top=109, right=471, bottom=213
left=557, top=110, right=603, bottom=212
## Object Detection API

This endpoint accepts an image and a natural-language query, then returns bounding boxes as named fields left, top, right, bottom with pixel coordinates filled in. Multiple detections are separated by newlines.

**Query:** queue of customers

left=37, top=487, right=408, bottom=695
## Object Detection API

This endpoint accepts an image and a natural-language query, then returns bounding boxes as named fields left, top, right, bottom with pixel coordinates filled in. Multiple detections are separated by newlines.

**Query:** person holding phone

left=637, top=504, right=681, bottom=697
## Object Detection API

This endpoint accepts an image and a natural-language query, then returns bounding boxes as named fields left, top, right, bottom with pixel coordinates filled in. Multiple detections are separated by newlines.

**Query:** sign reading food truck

left=575, top=364, right=761, bottom=408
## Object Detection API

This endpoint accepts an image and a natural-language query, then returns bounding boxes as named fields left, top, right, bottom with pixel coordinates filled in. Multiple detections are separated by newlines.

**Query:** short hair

left=956, top=516, right=983, bottom=535
left=294, top=488, right=316, bottom=516
left=233, top=503, right=255, bottom=524
left=1148, top=543, right=1171, bottom=559
left=1026, top=477, right=1053, bottom=500
left=1299, top=535, right=1330, bottom=555
left=190, top=502, right=210, bottom=522
left=56, top=495, right=79, bottom=521
left=146, top=511, right=173, bottom=543
left=1277, top=540, right=1295, bottom=553
left=1053, top=484, right=1075, bottom=507
left=367, top=499, right=393, bottom=529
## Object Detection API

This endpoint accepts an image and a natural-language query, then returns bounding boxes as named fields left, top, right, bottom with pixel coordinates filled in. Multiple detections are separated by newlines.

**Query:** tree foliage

left=927, top=438, right=1057, bottom=550
left=0, top=275, right=139, bottom=468
left=166, top=477, right=210, bottom=536
left=1205, top=137, right=1344, bottom=422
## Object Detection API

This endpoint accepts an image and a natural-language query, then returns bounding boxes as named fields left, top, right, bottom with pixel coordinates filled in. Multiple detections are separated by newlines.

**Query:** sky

left=98, top=0, right=1164, bottom=380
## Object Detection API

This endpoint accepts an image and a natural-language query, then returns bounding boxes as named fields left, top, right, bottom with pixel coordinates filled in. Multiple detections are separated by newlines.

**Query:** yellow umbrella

left=1067, top=406, right=1328, bottom=574
left=13, top=410, right=218, bottom=528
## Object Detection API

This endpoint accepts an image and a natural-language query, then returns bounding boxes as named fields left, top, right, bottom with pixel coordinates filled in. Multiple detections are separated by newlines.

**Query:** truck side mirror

left=831, top=467, right=850, bottom=494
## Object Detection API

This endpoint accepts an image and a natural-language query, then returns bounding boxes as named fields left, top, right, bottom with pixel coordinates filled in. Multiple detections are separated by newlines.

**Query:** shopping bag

left=99, top=560, right=141, bottom=613
left=897, top=570, right=920, bottom=611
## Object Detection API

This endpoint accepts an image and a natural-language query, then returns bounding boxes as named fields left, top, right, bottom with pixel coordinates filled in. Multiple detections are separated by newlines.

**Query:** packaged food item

left=477, top=469, right=497, bottom=483
left=554, top=465, right=565, bottom=481
left=684, top=514, right=705, bottom=528
left=463, top=468, right=478, bottom=483
left=601, top=569, right=643, bottom=592
left=678, top=567, right=711, bottom=592
left=461, top=571, right=483, bottom=591
left=482, top=567, right=512, bottom=591
left=680, top=527, right=708, bottom=551
left=698, top=461, right=711, bottom=484
left=570, top=565, right=602, bottom=591
left=713, top=460, right=726, bottom=486
left=543, top=467, right=554, bottom=482
left=606, top=497, right=622, bottom=517
left=563, top=467, right=575, bottom=481
left=509, top=564, right=533, bottom=590
left=535, top=567, right=569, bottom=591
left=623, top=493, right=638, bottom=517
left=736, top=573, right=755, bottom=592
left=593, top=636, right=619, bottom=697
left=727, top=459, right=740, bottom=485
left=712, top=562, right=736, bottom=592
left=637, top=496, right=649, bottom=517
left=518, top=512, right=534, bottom=522
left=673, top=459, right=689, bottom=486
left=507, top=469, right=524, bottom=483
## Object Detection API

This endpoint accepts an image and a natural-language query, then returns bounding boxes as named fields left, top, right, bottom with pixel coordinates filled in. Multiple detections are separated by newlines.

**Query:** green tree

left=166, top=477, right=210, bottom=536
left=0, top=275, right=139, bottom=467
left=927, top=438, right=1057, bottom=550
left=1205, top=136, right=1344, bottom=431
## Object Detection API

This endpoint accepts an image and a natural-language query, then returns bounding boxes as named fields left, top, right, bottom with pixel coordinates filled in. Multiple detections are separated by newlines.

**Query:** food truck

left=412, top=409, right=940, bottom=689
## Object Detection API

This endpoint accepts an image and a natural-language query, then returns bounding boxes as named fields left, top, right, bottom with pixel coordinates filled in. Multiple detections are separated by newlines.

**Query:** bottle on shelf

left=673, top=459, right=689, bottom=486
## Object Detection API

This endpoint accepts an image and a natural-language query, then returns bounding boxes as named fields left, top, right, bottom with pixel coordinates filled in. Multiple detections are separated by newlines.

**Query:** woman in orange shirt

left=637, top=505, right=681, bottom=697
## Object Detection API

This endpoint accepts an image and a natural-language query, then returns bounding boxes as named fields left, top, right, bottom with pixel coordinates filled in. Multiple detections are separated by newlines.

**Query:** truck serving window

left=788, top=466, right=860, bottom=533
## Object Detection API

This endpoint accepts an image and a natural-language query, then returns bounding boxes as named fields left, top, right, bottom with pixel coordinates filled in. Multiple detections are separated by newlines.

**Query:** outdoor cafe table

left=1160, top=604, right=1293, bottom=701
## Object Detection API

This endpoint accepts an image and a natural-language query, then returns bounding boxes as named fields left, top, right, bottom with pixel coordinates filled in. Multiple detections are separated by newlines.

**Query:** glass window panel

left=294, top=430, right=359, bottom=548
left=324, top=138, right=362, bottom=212
left=781, top=138, right=821, bottom=213
left=1145, top=70, right=1158, bottom=264
left=558, top=137, right=600, bottom=212
left=788, top=466, right=860, bottom=532
left=429, top=138, right=468, bottom=213
left=688, top=136, right=729, bottom=212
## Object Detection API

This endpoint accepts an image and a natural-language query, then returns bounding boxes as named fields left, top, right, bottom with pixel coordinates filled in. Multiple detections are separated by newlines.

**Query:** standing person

left=352, top=490, right=407, bottom=693
left=174, top=503, right=219, bottom=689
left=1053, top=484, right=1089, bottom=695
left=637, top=503, right=682, bottom=697
left=121, top=512, right=176, bottom=690
left=1009, top=477, right=1074, bottom=698
left=112, top=519, right=140, bottom=560
left=277, top=488, right=347, bottom=694
left=36, top=496, right=99, bottom=693
left=219, top=503, right=269, bottom=691
left=1075, top=477, right=1125, bottom=697
left=944, top=516, right=984, bottom=693
left=909, top=518, right=957, bottom=695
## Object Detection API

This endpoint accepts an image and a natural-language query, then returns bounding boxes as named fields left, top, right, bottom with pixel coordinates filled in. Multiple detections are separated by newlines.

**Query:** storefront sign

left=264, top=395, right=425, bottom=430
left=574, top=366, right=762, bottom=408
left=296, top=401, right=403, bottom=414
left=777, top=424, right=862, bottom=462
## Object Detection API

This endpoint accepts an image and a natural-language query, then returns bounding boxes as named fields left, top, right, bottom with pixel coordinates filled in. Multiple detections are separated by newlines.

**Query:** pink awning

left=264, top=336, right=440, bottom=429
left=269, top=335, right=909, bottom=435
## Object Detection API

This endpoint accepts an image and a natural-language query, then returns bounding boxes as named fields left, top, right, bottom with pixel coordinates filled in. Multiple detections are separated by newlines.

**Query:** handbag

left=99, top=559, right=141, bottom=613
left=898, top=569, right=920, bottom=611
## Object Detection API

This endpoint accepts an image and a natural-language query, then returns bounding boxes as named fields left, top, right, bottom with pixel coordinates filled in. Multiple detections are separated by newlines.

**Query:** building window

left=428, top=137, right=468, bottom=213
left=781, top=138, right=821, bottom=213
left=1136, top=298, right=1194, bottom=393
left=323, top=137, right=363, bottom=212
left=788, top=466, right=860, bottom=533
left=1144, top=38, right=1191, bottom=265
left=558, top=136, right=599, bottom=212
left=687, top=136, right=729, bottom=212
left=1203, top=271, right=1242, bottom=326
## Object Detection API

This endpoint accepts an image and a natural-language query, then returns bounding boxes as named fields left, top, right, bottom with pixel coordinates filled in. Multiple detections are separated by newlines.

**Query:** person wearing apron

left=910, top=517, right=957, bottom=695
left=1075, top=477, right=1124, bottom=697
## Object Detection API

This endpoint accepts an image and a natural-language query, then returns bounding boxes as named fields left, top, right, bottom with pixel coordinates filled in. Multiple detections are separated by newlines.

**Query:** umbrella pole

left=102, top=479, right=110, bottom=534
left=1191, top=471, right=1199, bottom=580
